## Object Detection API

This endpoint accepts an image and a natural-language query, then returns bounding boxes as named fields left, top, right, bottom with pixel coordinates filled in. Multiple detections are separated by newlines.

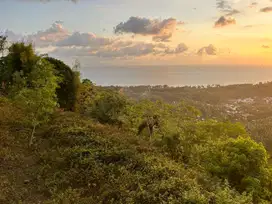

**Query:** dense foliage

left=12, top=58, right=60, bottom=146
left=1, top=37, right=272, bottom=203
left=110, top=84, right=272, bottom=153
left=0, top=42, right=39, bottom=93
left=45, top=57, right=79, bottom=111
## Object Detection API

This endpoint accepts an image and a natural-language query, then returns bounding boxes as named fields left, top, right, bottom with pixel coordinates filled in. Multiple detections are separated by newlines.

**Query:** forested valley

left=1, top=36, right=272, bottom=203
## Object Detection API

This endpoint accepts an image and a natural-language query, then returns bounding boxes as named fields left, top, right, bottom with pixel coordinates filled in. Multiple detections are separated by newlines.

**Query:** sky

left=1, top=0, right=272, bottom=67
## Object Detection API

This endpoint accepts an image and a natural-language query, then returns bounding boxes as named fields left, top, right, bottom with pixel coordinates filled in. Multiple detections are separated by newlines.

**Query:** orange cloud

left=260, top=7, right=272, bottom=13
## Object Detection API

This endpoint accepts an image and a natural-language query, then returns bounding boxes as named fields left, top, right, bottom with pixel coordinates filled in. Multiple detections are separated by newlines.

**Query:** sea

left=80, top=65, right=272, bottom=87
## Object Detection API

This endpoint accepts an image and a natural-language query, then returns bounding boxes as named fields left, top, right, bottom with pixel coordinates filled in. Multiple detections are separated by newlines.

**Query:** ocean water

left=80, top=65, right=272, bottom=86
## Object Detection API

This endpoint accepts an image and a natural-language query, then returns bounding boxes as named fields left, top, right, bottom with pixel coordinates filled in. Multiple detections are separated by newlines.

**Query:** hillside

left=1, top=107, right=270, bottom=204
left=1, top=39, right=272, bottom=203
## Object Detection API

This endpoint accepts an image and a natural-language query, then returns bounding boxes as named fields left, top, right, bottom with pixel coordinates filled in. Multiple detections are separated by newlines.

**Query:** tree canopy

left=12, top=58, right=59, bottom=146
left=0, top=42, right=38, bottom=93
left=45, top=57, right=79, bottom=111
left=0, top=38, right=79, bottom=111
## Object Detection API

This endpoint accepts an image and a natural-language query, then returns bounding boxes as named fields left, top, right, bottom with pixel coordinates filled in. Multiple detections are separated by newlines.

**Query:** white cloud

left=3, top=21, right=69, bottom=47
left=27, top=21, right=69, bottom=47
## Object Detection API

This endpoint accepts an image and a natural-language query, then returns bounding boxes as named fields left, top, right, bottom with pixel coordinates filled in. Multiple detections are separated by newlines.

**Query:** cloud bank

left=114, top=17, right=178, bottom=42
left=27, top=21, right=69, bottom=47
left=3, top=21, right=190, bottom=59
left=51, top=41, right=189, bottom=58
left=55, top=32, right=113, bottom=47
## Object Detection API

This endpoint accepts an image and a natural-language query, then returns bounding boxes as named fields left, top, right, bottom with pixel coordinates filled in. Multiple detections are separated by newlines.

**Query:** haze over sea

left=81, top=65, right=272, bottom=87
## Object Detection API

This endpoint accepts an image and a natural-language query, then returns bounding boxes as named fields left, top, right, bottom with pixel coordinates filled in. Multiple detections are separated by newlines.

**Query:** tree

left=82, top=78, right=93, bottom=85
left=75, top=79, right=96, bottom=114
left=13, top=58, right=59, bottom=146
left=45, top=57, right=80, bottom=111
left=0, top=42, right=38, bottom=92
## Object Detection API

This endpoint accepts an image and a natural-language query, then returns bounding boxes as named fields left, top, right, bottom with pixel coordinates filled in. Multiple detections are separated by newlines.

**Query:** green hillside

left=1, top=37, right=272, bottom=204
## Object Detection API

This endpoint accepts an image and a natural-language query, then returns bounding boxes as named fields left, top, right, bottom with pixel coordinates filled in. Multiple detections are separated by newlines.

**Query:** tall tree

left=45, top=57, right=80, bottom=111
left=13, top=58, right=59, bottom=146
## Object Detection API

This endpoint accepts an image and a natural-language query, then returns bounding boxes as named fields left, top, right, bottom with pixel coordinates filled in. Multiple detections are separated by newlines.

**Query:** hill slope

left=1, top=110, right=270, bottom=203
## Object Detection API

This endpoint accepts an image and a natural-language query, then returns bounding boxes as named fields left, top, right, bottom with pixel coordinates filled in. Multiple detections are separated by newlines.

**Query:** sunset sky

left=1, top=0, right=272, bottom=67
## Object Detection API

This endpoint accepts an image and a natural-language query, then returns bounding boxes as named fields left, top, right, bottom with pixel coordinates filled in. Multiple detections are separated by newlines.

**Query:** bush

left=88, top=90, right=129, bottom=125
left=203, top=137, right=272, bottom=202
